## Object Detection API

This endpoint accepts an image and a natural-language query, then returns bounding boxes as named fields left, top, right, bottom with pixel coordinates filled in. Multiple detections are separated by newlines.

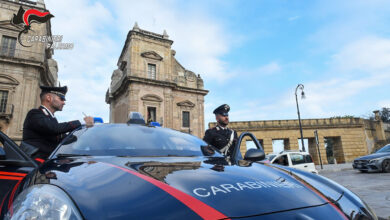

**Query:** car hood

left=355, top=152, right=390, bottom=160
left=34, top=156, right=344, bottom=219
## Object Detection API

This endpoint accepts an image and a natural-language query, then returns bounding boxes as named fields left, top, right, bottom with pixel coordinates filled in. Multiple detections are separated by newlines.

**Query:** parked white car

left=265, top=150, right=318, bottom=174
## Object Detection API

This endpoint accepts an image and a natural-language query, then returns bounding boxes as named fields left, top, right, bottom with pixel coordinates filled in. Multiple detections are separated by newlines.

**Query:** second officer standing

left=203, top=104, right=237, bottom=156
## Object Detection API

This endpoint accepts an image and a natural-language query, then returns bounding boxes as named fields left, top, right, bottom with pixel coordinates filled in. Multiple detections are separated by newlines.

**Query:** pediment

left=141, top=94, right=163, bottom=102
left=177, top=100, right=195, bottom=108
left=0, top=74, right=19, bottom=85
left=141, top=51, right=163, bottom=61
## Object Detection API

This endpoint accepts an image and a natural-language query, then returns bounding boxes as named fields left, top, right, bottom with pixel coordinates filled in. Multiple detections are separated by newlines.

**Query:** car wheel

left=359, top=170, right=367, bottom=173
left=382, top=160, right=390, bottom=173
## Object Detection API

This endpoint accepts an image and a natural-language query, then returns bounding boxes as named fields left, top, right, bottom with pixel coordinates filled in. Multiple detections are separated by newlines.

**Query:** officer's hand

left=83, top=116, right=94, bottom=128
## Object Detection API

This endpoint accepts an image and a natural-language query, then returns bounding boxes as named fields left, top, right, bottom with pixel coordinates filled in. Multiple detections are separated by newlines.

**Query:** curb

left=317, top=167, right=353, bottom=173
left=316, top=164, right=353, bottom=173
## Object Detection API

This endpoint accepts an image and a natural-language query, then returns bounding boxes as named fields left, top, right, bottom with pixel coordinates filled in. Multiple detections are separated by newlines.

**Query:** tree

left=380, top=107, right=390, bottom=122
left=370, top=107, right=390, bottom=122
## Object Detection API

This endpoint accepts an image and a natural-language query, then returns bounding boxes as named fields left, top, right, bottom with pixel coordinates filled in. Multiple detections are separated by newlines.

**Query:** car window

left=55, top=125, right=217, bottom=157
left=290, top=153, right=306, bottom=165
left=376, top=145, right=390, bottom=153
left=267, top=155, right=276, bottom=161
left=273, top=155, right=288, bottom=166
left=305, top=155, right=313, bottom=163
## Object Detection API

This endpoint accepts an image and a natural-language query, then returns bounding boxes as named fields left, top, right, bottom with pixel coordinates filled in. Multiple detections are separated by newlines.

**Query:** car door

left=0, top=131, right=38, bottom=217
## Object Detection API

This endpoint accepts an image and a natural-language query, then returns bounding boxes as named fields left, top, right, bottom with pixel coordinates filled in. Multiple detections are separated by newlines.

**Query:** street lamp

left=295, top=84, right=306, bottom=152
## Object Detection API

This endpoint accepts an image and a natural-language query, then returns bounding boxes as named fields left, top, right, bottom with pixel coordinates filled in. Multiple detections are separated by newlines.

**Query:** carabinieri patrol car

left=0, top=114, right=378, bottom=219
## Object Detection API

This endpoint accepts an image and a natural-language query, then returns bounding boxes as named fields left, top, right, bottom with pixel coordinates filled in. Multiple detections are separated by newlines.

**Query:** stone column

left=289, top=136, right=299, bottom=150
left=163, top=90, right=172, bottom=128
left=263, top=138, right=273, bottom=154
left=283, top=139, right=291, bottom=150
left=129, top=88, right=140, bottom=112
left=318, top=135, right=328, bottom=165
left=197, top=95, right=205, bottom=137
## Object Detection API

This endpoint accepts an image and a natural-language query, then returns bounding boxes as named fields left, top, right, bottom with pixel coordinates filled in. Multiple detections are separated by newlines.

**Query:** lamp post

left=295, top=84, right=306, bottom=152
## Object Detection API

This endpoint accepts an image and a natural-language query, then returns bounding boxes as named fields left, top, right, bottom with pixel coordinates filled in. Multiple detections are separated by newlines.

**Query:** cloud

left=257, top=61, right=281, bottom=75
left=288, top=16, right=300, bottom=21
left=44, top=0, right=232, bottom=123
left=331, top=36, right=390, bottom=73
left=110, top=0, right=233, bottom=83
left=378, top=100, right=390, bottom=108
left=227, top=36, right=390, bottom=121
left=45, top=0, right=118, bottom=122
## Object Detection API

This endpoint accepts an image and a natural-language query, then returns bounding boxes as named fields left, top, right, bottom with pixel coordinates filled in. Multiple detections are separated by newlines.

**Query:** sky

left=44, top=0, right=390, bottom=128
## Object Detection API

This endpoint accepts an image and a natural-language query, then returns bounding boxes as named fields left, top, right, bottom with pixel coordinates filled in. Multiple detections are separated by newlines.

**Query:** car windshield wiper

left=55, top=153, right=92, bottom=158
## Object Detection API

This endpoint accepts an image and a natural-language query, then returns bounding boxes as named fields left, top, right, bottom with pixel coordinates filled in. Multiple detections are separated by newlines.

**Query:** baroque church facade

left=0, top=0, right=57, bottom=142
left=106, top=23, right=208, bottom=137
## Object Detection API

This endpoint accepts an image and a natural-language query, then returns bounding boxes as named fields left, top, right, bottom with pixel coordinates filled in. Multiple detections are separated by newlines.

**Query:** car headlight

left=5, top=184, right=82, bottom=220
left=369, top=158, right=380, bottom=163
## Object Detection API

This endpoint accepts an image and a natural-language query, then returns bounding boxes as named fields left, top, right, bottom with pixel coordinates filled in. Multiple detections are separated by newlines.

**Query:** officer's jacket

left=203, top=126, right=238, bottom=155
left=22, top=106, right=81, bottom=157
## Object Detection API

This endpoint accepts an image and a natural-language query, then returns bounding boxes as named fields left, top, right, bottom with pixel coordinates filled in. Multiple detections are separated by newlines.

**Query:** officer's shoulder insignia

left=41, top=108, right=49, bottom=116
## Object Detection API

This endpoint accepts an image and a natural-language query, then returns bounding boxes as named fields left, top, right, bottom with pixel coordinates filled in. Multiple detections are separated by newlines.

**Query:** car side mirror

left=244, top=148, right=265, bottom=162
left=0, top=147, right=6, bottom=160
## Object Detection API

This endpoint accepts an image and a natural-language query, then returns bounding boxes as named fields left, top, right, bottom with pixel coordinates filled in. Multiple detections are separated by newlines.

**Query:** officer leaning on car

left=203, top=104, right=238, bottom=156
left=21, top=85, right=94, bottom=162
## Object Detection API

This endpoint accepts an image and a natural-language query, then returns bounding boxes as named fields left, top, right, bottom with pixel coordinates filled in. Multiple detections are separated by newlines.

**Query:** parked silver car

left=353, top=144, right=390, bottom=173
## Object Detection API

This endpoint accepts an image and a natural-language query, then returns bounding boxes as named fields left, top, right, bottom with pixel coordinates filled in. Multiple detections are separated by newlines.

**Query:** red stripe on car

left=35, top=158, right=45, bottom=163
left=0, top=176, right=23, bottom=181
left=104, top=163, right=229, bottom=220
left=0, top=172, right=27, bottom=177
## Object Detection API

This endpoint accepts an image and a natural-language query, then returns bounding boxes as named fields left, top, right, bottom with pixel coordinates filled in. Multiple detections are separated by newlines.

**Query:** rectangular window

left=0, top=91, right=8, bottom=113
left=182, top=111, right=190, bottom=128
left=147, top=107, right=156, bottom=122
left=1, top=36, right=17, bottom=57
left=147, top=63, right=156, bottom=79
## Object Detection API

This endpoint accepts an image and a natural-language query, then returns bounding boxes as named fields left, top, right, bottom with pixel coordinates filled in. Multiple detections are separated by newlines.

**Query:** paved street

left=320, top=169, right=390, bottom=219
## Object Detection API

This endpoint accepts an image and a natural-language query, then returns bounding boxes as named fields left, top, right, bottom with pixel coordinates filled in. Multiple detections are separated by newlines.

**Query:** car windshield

left=54, top=124, right=215, bottom=157
left=376, top=145, right=390, bottom=153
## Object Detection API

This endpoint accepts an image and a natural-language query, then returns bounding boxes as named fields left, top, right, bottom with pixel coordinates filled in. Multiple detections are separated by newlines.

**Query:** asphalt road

left=320, top=169, right=390, bottom=219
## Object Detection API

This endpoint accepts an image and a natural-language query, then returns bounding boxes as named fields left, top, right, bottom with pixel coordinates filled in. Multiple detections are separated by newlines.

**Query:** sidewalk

left=315, top=163, right=353, bottom=173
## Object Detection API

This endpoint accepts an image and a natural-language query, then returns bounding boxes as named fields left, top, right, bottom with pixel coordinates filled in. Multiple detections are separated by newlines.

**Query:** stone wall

left=210, top=117, right=387, bottom=164
left=0, top=0, right=56, bottom=141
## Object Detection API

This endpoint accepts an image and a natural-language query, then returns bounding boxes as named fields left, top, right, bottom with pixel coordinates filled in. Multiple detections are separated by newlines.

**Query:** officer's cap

left=213, top=104, right=230, bottom=116
left=40, top=85, right=68, bottom=101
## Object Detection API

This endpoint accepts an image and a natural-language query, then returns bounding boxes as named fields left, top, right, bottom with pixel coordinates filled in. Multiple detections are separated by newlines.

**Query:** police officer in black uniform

left=203, top=104, right=238, bottom=156
left=22, top=85, right=94, bottom=161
